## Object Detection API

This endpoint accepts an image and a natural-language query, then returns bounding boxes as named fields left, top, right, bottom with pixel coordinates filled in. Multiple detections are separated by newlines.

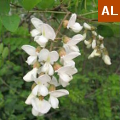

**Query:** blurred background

left=0, top=0, right=120, bottom=120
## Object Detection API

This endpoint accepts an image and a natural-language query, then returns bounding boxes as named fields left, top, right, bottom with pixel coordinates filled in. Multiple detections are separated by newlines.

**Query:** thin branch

left=50, top=12, right=70, bottom=51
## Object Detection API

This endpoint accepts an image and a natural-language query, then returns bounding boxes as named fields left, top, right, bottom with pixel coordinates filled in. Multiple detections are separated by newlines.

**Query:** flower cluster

left=22, top=13, right=111, bottom=116
left=83, top=23, right=111, bottom=65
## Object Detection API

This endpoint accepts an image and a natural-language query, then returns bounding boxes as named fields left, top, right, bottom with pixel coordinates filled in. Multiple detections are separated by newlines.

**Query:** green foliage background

left=0, top=0, right=120, bottom=120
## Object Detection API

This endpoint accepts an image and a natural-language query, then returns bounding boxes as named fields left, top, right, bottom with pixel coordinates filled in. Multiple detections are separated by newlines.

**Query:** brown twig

left=50, top=12, right=70, bottom=51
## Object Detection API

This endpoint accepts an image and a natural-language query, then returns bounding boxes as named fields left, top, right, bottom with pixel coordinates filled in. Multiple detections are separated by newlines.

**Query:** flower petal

left=34, top=35, right=48, bottom=47
left=50, top=76, right=60, bottom=87
left=71, top=22, right=83, bottom=33
left=31, top=17, right=43, bottom=30
left=39, top=49, right=49, bottom=62
left=38, top=84, right=48, bottom=96
left=67, top=34, right=84, bottom=46
left=36, top=74, right=51, bottom=84
left=67, top=13, right=76, bottom=29
left=41, top=63, right=54, bottom=76
left=32, top=98, right=51, bottom=114
left=59, top=78, right=70, bottom=87
left=23, top=68, right=38, bottom=82
left=50, top=89, right=69, bottom=98
left=61, top=52, right=80, bottom=61
left=26, top=56, right=37, bottom=65
left=41, top=24, right=56, bottom=40
left=40, top=100, right=51, bottom=114
left=32, top=108, right=43, bottom=116
left=32, top=85, right=39, bottom=96
left=49, top=51, right=59, bottom=64
left=59, top=73, right=72, bottom=82
left=25, top=93, right=35, bottom=105
left=49, top=96, right=59, bottom=109
left=30, top=29, right=40, bottom=37
left=21, top=45, right=36, bottom=56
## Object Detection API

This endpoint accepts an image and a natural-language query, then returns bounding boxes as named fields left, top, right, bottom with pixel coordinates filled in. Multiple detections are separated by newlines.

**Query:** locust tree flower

left=88, top=49, right=101, bottom=59
left=67, top=13, right=83, bottom=33
left=102, top=54, right=111, bottom=65
left=56, top=66, right=77, bottom=87
left=84, top=40, right=92, bottom=48
left=83, top=23, right=91, bottom=30
left=63, top=34, right=83, bottom=53
left=92, top=39, right=96, bottom=49
left=23, top=68, right=38, bottom=82
left=60, top=52, right=80, bottom=67
left=31, top=18, right=56, bottom=47
left=49, top=89, right=69, bottom=109
left=98, top=35, right=104, bottom=40
left=22, top=45, right=38, bottom=65
left=31, top=17, right=43, bottom=37
left=34, top=24, right=56, bottom=47
left=31, top=97, right=51, bottom=115
left=32, top=74, right=51, bottom=96
left=39, top=49, right=59, bottom=75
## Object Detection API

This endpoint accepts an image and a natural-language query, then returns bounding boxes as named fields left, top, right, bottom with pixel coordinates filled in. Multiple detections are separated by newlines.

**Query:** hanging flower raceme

left=22, top=13, right=111, bottom=117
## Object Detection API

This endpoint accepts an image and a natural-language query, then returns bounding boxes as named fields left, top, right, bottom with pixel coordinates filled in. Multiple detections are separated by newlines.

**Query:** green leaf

left=2, top=47, right=9, bottom=59
left=97, top=25, right=114, bottom=37
left=37, top=0, right=55, bottom=10
left=0, top=0, right=10, bottom=15
left=0, top=43, right=3, bottom=54
left=18, top=0, right=42, bottom=10
left=0, top=15, right=20, bottom=32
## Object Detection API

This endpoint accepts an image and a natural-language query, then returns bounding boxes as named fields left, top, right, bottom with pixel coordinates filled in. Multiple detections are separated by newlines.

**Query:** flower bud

left=92, top=39, right=96, bottom=49
left=33, top=61, right=40, bottom=68
left=83, top=23, right=91, bottom=30
left=63, top=20, right=68, bottom=28
left=49, top=85, right=56, bottom=91
left=102, top=54, right=111, bottom=65
left=59, top=48, right=66, bottom=57
left=98, top=35, right=104, bottom=40
left=36, top=46, right=41, bottom=53
left=92, top=31, right=97, bottom=36
left=62, top=36, right=70, bottom=43
left=53, top=63, right=62, bottom=71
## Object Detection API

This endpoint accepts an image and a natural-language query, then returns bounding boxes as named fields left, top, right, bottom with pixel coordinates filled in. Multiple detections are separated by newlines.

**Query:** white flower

left=49, top=89, right=69, bottom=109
left=92, top=31, right=97, bottom=36
left=32, top=74, right=51, bottom=96
left=32, top=108, right=43, bottom=116
left=100, top=43, right=105, bottom=49
left=67, top=13, right=83, bottom=33
left=83, top=23, right=91, bottom=30
left=60, top=52, right=80, bottom=67
left=22, top=45, right=38, bottom=65
left=25, top=93, right=35, bottom=105
left=56, top=66, right=77, bottom=87
left=23, top=68, right=38, bottom=82
left=98, top=35, right=104, bottom=40
left=39, top=49, right=59, bottom=75
left=88, top=49, right=101, bottom=59
left=31, top=17, right=43, bottom=37
left=92, top=39, right=96, bottom=49
left=49, top=76, right=60, bottom=87
left=31, top=97, right=51, bottom=114
left=84, top=40, right=92, bottom=48
left=34, top=24, right=56, bottom=47
left=63, top=34, right=83, bottom=53
left=102, top=55, right=111, bottom=65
